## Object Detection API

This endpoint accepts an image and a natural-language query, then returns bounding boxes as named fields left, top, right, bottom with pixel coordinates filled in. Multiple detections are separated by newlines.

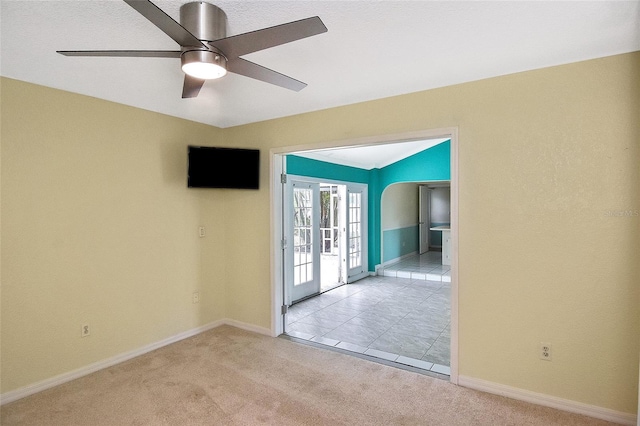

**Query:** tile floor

left=286, top=252, right=451, bottom=375
left=379, top=250, right=451, bottom=282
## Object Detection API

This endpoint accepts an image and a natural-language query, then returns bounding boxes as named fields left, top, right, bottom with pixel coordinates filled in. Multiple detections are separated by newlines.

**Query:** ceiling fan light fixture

left=181, top=50, right=227, bottom=80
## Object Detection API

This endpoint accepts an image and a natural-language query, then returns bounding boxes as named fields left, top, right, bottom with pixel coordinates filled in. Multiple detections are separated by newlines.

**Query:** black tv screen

left=188, top=146, right=260, bottom=189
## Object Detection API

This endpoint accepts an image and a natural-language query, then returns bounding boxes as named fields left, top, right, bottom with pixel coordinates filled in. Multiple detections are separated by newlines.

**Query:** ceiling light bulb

left=181, top=50, right=227, bottom=80
left=182, top=61, right=226, bottom=79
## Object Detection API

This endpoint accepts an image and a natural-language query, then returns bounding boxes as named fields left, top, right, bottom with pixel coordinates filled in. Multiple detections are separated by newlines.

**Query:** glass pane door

left=343, top=184, right=368, bottom=283
left=348, top=191, right=362, bottom=269
left=285, top=180, right=321, bottom=303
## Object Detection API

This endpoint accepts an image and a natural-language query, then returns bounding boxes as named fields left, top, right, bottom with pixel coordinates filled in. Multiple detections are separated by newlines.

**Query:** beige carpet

left=1, top=325, right=616, bottom=425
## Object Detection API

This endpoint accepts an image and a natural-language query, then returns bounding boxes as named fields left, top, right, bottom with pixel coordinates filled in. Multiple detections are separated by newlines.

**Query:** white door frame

left=270, top=127, right=459, bottom=384
left=419, top=185, right=432, bottom=254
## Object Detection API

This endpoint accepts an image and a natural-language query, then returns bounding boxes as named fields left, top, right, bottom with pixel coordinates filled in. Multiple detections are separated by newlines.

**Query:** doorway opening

left=270, top=128, right=459, bottom=384
left=379, top=182, right=451, bottom=278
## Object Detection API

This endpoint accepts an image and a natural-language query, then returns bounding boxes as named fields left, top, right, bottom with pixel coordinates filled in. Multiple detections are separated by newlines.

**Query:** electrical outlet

left=192, top=292, right=200, bottom=304
left=540, top=342, right=552, bottom=361
left=81, top=323, right=90, bottom=338
left=198, top=226, right=206, bottom=238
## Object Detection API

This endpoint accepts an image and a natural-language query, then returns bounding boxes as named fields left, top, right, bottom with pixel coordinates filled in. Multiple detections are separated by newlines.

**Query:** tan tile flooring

left=285, top=252, right=451, bottom=375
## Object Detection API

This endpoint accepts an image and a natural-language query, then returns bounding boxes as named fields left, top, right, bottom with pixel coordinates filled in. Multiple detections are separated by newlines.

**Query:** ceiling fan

left=57, top=0, right=327, bottom=98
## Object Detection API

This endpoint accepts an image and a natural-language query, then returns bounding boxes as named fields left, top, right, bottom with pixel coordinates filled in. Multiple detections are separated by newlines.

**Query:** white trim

left=449, top=127, right=459, bottom=384
left=458, top=375, right=637, bottom=425
left=221, top=319, right=272, bottom=337
left=270, top=127, right=459, bottom=387
left=270, top=153, right=285, bottom=337
left=272, top=129, right=457, bottom=157
left=0, top=319, right=270, bottom=405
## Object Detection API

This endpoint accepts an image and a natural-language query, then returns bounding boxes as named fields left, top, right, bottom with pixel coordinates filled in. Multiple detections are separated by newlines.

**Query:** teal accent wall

left=286, top=140, right=450, bottom=271
left=379, top=141, right=450, bottom=187
left=382, top=226, right=419, bottom=263
left=286, top=155, right=370, bottom=183
left=375, top=141, right=450, bottom=267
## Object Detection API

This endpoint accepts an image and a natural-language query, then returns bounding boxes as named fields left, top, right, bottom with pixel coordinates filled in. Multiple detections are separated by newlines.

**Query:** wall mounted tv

left=188, top=146, right=260, bottom=189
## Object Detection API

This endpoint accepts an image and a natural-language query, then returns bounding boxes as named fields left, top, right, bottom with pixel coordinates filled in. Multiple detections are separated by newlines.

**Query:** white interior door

left=419, top=185, right=431, bottom=254
left=285, top=179, right=321, bottom=303
left=342, top=184, right=368, bottom=283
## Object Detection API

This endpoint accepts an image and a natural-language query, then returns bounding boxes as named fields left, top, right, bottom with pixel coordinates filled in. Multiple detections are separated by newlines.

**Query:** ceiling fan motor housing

left=180, top=2, right=227, bottom=43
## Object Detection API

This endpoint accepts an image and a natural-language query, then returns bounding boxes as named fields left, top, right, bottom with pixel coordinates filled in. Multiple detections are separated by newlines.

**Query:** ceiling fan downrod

left=180, top=2, right=227, bottom=42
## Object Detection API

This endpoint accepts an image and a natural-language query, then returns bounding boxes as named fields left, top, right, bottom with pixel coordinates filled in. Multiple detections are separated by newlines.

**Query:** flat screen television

left=187, top=146, right=260, bottom=189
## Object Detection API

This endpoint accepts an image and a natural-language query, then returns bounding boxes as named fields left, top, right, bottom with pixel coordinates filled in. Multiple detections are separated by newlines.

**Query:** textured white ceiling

left=1, top=1, right=639, bottom=130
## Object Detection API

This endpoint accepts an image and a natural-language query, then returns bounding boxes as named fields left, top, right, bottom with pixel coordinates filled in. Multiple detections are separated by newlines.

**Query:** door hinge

left=281, top=238, right=287, bottom=250
left=281, top=173, right=287, bottom=184
left=281, top=305, right=289, bottom=315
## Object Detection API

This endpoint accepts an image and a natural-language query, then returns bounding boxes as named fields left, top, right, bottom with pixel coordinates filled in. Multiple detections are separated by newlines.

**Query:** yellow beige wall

left=0, top=79, right=228, bottom=392
left=223, top=52, right=640, bottom=413
left=1, top=51, right=639, bottom=414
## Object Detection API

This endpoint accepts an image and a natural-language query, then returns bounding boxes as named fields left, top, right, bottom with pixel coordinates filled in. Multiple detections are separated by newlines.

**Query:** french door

left=340, top=183, right=369, bottom=283
left=284, top=176, right=368, bottom=305
left=284, top=179, right=321, bottom=303
left=340, top=185, right=368, bottom=283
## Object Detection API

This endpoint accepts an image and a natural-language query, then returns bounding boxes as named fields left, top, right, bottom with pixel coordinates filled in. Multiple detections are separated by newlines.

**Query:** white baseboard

left=223, top=318, right=272, bottom=337
left=7, top=329, right=635, bottom=426
left=0, top=318, right=269, bottom=406
left=458, top=375, right=637, bottom=425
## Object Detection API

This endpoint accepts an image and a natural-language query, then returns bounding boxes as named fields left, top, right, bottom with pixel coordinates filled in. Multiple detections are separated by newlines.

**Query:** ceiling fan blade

left=227, top=58, right=306, bottom=91
left=209, top=16, right=327, bottom=58
left=182, top=75, right=205, bottom=98
left=123, top=0, right=205, bottom=48
left=57, top=50, right=181, bottom=58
